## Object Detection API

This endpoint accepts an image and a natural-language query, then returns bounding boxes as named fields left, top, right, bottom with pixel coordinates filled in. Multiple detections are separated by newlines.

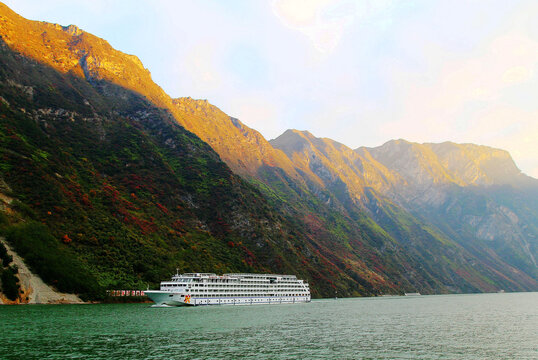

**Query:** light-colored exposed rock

left=360, top=139, right=538, bottom=272
left=364, top=139, right=534, bottom=189
left=172, top=98, right=306, bottom=183
left=0, top=177, right=13, bottom=213
left=271, top=130, right=404, bottom=207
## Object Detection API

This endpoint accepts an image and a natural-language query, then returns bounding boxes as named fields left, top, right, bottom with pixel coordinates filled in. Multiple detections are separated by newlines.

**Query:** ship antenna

left=176, top=267, right=179, bottom=276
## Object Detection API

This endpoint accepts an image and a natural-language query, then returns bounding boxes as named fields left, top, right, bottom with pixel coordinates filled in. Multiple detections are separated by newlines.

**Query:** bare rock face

left=0, top=3, right=168, bottom=109
left=426, top=142, right=524, bottom=186
left=171, top=98, right=303, bottom=182
left=61, top=24, right=83, bottom=36
left=365, top=140, right=532, bottom=190
left=360, top=139, right=537, bottom=208
left=361, top=140, right=538, bottom=275
left=364, top=140, right=460, bottom=187
left=271, top=130, right=404, bottom=207
left=0, top=177, right=13, bottom=213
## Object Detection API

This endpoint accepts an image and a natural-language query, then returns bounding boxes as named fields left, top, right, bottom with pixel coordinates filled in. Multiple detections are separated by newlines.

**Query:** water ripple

left=1, top=293, right=537, bottom=359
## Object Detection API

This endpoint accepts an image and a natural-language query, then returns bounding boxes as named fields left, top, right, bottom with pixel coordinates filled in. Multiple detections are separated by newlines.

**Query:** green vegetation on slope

left=4, top=222, right=100, bottom=300
left=0, top=37, right=362, bottom=298
left=0, top=238, right=19, bottom=301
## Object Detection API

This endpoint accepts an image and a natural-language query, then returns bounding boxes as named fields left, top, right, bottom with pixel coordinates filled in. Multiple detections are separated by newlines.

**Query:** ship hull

left=144, top=291, right=193, bottom=307
left=184, top=296, right=311, bottom=306
left=146, top=291, right=310, bottom=307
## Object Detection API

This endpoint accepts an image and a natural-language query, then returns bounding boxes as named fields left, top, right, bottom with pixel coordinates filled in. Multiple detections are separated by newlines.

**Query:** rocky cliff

left=0, top=3, right=354, bottom=299
left=271, top=130, right=538, bottom=291
left=0, top=2, right=535, bottom=301
left=361, top=140, right=538, bottom=278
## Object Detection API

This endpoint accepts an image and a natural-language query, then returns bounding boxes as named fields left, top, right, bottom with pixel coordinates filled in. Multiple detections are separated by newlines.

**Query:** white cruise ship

left=145, top=272, right=311, bottom=307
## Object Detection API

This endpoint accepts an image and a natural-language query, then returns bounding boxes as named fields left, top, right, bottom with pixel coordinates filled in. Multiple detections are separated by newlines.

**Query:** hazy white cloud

left=397, top=31, right=537, bottom=114
left=502, top=66, right=532, bottom=84
left=471, top=105, right=538, bottom=178
left=272, top=0, right=358, bottom=53
left=371, top=29, right=538, bottom=175
left=180, top=42, right=224, bottom=94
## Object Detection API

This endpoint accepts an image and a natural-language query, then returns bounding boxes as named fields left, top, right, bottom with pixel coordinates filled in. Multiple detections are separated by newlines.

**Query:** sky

left=5, top=0, right=538, bottom=177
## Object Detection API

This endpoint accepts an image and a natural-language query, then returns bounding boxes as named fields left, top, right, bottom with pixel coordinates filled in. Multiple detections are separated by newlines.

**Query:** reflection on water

left=1, top=292, right=536, bottom=359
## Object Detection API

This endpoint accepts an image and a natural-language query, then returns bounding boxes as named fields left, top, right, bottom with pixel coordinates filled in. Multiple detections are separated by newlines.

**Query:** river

left=1, top=292, right=536, bottom=359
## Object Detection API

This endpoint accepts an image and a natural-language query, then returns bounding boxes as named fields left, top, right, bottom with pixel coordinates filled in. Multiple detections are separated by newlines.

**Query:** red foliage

left=156, top=203, right=169, bottom=214
left=227, top=241, right=235, bottom=248
left=121, top=212, right=158, bottom=234
left=122, top=174, right=159, bottom=194
left=62, top=234, right=72, bottom=244
left=213, top=218, right=232, bottom=235
left=171, top=219, right=185, bottom=232
left=81, top=193, right=91, bottom=206
left=53, top=206, right=64, bottom=213
left=241, top=246, right=256, bottom=266
left=103, top=184, right=120, bottom=201
left=122, top=200, right=139, bottom=211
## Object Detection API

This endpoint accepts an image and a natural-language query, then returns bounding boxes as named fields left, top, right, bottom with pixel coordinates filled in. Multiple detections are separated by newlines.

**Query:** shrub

left=11, top=200, right=36, bottom=219
left=0, top=265, right=19, bottom=301
left=0, top=242, right=12, bottom=266
left=0, top=212, right=8, bottom=227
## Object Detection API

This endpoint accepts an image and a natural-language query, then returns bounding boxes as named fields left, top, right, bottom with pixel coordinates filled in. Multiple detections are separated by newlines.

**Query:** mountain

left=165, top=100, right=538, bottom=295
left=0, top=2, right=434, bottom=300
left=0, top=3, right=536, bottom=302
left=271, top=129, right=404, bottom=206
left=171, top=98, right=305, bottom=182
left=0, top=2, right=366, bottom=300
left=361, top=140, right=538, bottom=279
left=271, top=130, right=537, bottom=291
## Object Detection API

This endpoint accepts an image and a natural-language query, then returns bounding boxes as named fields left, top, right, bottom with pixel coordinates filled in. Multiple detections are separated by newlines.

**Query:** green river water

left=1, top=292, right=536, bottom=359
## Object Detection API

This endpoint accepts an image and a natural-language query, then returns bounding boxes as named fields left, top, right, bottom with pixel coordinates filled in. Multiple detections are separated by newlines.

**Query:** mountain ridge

left=0, top=3, right=536, bottom=302
left=271, top=129, right=537, bottom=281
left=0, top=3, right=412, bottom=299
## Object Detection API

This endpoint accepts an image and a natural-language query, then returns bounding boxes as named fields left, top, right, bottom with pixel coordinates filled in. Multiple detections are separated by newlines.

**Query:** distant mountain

left=363, top=139, right=536, bottom=189
left=271, top=131, right=538, bottom=291
left=361, top=140, right=538, bottom=279
left=271, top=129, right=404, bottom=205
left=0, top=3, right=535, bottom=302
